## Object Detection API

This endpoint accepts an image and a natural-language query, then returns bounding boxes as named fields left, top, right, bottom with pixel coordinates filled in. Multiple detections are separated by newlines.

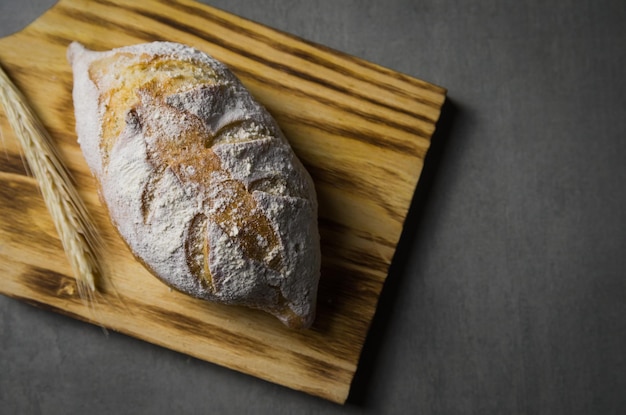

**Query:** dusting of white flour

left=68, top=41, right=320, bottom=327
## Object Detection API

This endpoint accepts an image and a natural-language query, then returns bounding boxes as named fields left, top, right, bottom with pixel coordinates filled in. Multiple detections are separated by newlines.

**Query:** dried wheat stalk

left=0, top=63, right=101, bottom=295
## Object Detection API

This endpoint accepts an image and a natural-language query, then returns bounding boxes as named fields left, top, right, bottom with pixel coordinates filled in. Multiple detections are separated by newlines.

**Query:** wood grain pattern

left=0, top=0, right=445, bottom=403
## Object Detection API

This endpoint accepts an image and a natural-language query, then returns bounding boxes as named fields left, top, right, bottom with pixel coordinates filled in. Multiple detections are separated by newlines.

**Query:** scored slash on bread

left=67, top=41, right=320, bottom=329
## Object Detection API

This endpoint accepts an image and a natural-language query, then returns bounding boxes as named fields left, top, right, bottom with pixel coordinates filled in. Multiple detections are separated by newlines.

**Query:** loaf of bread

left=67, top=41, right=320, bottom=329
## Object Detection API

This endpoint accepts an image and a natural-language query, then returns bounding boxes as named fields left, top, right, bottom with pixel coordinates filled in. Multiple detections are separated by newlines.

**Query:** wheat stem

left=0, top=63, right=101, bottom=293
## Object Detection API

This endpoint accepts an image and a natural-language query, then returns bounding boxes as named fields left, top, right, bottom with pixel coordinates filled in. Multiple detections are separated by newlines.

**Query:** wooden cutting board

left=0, top=0, right=445, bottom=404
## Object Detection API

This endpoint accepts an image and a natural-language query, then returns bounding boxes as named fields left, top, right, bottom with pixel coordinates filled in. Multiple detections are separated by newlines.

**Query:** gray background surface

left=1, top=1, right=625, bottom=414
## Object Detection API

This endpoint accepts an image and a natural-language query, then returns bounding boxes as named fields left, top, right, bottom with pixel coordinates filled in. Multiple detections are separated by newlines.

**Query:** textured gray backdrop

left=1, top=1, right=625, bottom=414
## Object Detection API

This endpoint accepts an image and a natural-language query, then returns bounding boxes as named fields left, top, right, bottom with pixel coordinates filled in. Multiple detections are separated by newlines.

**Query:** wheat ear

left=0, top=63, right=101, bottom=294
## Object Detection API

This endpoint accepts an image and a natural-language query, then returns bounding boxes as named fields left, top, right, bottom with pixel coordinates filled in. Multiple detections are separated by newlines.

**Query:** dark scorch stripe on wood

left=319, top=217, right=398, bottom=249
left=0, top=150, right=29, bottom=176
left=275, top=109, right=428, bottom=157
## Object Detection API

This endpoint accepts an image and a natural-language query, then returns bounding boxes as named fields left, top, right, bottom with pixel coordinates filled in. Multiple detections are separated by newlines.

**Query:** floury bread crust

left=67, top=41, right=320, bottom=329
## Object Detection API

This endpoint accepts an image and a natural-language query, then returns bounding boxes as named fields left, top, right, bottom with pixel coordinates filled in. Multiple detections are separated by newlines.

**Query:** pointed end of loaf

left=67, top=41, right=86, bottom=65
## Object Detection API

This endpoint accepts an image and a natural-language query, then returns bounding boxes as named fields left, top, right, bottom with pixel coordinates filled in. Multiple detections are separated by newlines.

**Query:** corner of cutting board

left=0, top=0, right=65, bottom=44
